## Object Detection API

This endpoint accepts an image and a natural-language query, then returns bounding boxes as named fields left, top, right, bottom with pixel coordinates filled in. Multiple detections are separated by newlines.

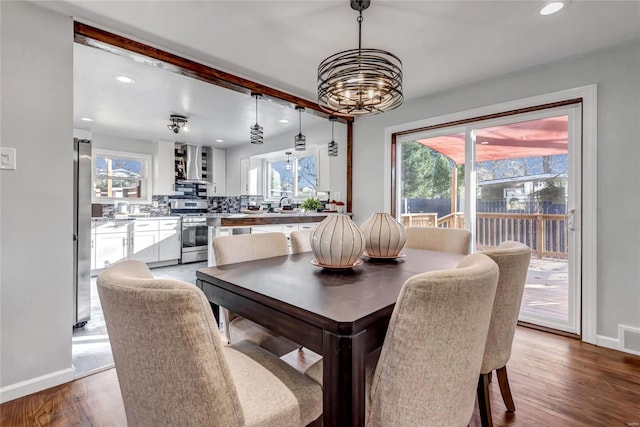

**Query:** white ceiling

left=42, top=0, right=640, bottom=148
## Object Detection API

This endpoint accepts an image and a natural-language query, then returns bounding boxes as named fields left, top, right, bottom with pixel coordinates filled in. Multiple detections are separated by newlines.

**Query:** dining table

left=196, top=248, right=465, bottom=427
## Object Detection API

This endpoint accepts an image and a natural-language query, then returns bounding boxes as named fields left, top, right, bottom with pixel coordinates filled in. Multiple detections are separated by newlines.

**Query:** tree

left=401, top=141, right=453, bottom=199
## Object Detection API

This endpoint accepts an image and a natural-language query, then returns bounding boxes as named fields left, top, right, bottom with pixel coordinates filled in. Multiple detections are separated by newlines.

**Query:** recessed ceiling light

left=80, top=117, right=94, bottom=122
left=113, top=75, right=135, bottom=84
left=479, top=141, right=490, bottom=145
left=540, top=2, right=564, bottom=15
left=216, top=139, right=223, bottom=143
left=279, top=119, right=289, bottom=124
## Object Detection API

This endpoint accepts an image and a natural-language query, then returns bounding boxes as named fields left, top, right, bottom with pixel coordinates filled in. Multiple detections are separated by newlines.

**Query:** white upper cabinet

left=154, top=139, right=177, bottom=196
left=208, top=147, right=226, bottom=196
left=240, top=157, right=262, bottom=195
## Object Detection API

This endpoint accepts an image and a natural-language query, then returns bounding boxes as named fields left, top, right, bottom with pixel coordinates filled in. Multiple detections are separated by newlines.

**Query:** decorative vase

left=310, top=214, right=365, bottom=267
left=360, top=213, right=406, bottom=258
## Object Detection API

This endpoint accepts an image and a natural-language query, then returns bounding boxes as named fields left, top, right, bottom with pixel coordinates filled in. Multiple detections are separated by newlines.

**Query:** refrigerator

left=73, top=138, right=92, bottom=328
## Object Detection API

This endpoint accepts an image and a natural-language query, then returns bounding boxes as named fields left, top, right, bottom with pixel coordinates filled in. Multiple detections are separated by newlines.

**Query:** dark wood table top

left=196, top=248, right=465, bottom=335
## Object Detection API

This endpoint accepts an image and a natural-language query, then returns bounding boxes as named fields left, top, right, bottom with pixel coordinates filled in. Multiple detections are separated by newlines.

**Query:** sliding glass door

left=396, top=104, right=582, bottom=334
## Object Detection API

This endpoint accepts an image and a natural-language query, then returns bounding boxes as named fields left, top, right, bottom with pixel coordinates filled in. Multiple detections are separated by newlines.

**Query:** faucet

left=279, top=196, right=291, bottom=207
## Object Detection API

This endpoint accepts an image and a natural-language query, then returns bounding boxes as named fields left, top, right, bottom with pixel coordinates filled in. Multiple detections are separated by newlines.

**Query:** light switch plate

left=0, top=147, right=17, bottom=170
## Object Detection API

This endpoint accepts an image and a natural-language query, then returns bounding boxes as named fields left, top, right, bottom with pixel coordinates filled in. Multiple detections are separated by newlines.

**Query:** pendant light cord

left=358, top=11, right=363, bottom=51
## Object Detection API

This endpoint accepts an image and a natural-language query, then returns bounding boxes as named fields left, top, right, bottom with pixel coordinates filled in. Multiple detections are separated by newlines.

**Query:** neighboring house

left=1, top=0, right=639, bottom=403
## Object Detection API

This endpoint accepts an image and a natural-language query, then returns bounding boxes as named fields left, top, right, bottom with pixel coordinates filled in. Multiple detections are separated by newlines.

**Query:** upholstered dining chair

left=290, top=230, right=312, bottom=254
left=97, top=260, right=322, bottom=427
left=304, top=253, right=499, bottom=426
left=477, top=241, right=532, bottom=427
left=404, top=226, right=472, bottom=254
left=213, top=232, right=299, bottom=357
left=365, top=253, right=499, bottom=426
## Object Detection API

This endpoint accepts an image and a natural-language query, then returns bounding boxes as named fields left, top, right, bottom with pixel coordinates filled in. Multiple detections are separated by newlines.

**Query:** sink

left=275, top=208, right=299, bottom=214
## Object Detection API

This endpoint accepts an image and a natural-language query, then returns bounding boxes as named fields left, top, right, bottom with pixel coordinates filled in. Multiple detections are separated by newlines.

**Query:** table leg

left=322, top=329, right=367, bottom=427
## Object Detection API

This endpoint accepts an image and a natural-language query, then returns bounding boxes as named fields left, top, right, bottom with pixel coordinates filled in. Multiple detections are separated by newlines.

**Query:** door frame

left=385, top=85, right=598, bottom=344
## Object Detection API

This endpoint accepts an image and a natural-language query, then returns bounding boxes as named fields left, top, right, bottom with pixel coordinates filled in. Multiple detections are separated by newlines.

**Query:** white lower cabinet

left=92, top=218, right=181, bottom=274
left=94, top=232, right=129, bottom=270
left=130, top=230, right=158, bottom=263
left=158, top=219, right=181, bottom=262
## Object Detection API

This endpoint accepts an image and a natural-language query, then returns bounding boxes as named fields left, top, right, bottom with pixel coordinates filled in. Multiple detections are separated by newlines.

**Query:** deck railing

left=424, top=212, right=568, bottom=259
left=475, top=213, right=567, bottom=259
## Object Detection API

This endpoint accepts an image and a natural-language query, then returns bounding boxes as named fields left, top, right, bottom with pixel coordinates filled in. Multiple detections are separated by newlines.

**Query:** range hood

left=178, top=144, right=209, bottom=185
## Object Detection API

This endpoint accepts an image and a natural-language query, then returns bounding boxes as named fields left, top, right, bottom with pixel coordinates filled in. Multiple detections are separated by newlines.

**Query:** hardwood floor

left=3, top=327, right=640, bottom=426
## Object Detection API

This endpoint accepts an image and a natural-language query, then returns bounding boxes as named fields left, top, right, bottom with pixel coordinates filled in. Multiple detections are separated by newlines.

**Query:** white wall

left=352, top=40, right=640, bottom=340
left=0, top=1, right=75, bottom=401
left=226, top=120, right=348, bottom=200
left=92, top=132, right=157, bottom=155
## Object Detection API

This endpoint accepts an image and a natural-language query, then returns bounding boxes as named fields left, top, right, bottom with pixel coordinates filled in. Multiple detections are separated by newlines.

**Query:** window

left=92, top=149, right=152, bottom=204
left=266, top=154, right=317, bottom=199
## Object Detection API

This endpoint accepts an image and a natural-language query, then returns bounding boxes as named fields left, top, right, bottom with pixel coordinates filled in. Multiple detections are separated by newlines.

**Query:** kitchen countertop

left=91, top=216, right=179, bottom=222
left=206, top=212, right=345, bottom=227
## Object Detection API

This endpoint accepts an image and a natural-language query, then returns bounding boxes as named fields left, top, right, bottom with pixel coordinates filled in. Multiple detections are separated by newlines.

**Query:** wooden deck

left=521, top=257, right=569, bottom=322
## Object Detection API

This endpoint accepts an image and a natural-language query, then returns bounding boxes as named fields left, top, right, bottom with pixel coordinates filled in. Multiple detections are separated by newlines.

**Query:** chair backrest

left=290, top=230, right=313, bottom=254
left=404, top=226, right=471, bottom=254
left=480, top=241, right=532, bottom=373
left=97, top=260, right=244, bottom=427
left=213, top=232, right=289, bottom=265
left=366, top=254, right=499, bottom=427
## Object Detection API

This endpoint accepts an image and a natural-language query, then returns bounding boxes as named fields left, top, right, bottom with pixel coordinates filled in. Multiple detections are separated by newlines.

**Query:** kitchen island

left=206, top=212, right=336, bottom=266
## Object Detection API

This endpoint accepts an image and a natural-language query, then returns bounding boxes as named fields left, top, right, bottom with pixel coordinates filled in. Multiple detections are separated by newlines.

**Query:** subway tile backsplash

left=97, top=195, right=244, bottom=217
left=208, top=196, right=241, bottom=213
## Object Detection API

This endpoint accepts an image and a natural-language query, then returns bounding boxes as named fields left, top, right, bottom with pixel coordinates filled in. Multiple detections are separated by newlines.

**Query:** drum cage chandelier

left=317, top=0, right=403, bottom=116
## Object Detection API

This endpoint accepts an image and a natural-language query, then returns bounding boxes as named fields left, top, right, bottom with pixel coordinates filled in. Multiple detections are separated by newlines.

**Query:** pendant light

left=317, top=0, right=403, bottom=116
left=250, top=93, right=264, bottom=144
left=294, top=106, right=306, bottom=151
left=328, top=116, right=338, bottom=157
left=285, top=152, right=293, bottom=171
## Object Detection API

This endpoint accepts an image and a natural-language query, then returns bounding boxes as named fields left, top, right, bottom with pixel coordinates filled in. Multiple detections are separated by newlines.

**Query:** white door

left=469, top=105, right=581, bottom=334
left=396, top=103, right=582, bottom=335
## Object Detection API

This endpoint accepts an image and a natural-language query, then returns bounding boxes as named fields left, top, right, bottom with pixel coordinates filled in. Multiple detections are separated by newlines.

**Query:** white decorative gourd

left=310, top=214, right=365, bottom=267
left=360, top=212, right=406, bottom=258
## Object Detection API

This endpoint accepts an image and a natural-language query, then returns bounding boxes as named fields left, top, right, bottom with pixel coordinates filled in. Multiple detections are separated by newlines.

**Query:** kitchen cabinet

left=240, top=158, right=249, bottom=195
left=130, top=224, right=158, bottom=263
left=157, top=219, right=181, bottom=262
left=207, top=147, right=226, bottom=196
left=94, top=220, right=130, bottom=270
left=92, top=218, right=181, bottom=274
left=154, top=139, right=177, bottom=196
left=251, top=223, right=317, bottom=238
left=240, top=157, right=263, bottom=195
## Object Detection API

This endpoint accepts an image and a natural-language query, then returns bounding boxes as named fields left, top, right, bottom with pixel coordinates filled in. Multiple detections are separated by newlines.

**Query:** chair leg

left=477, top=373, right=493, bottom=427
left=496, top=366, right=516, bottom=412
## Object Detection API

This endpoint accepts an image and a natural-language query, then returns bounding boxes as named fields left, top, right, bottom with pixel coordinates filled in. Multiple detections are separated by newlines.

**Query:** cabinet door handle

left=123, top=237, right=127, bottom=247
left=91, top=240, right=94, bottom=249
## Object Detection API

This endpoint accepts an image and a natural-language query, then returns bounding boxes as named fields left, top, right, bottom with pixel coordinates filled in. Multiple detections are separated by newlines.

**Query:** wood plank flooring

left=3, top=327, right=640, bottom=426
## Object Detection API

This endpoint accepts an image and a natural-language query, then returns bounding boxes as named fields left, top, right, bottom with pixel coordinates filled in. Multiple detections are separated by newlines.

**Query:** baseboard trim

left=0, top=367, right=75, bottom=403
left=596, top=334, right=621, bottom=351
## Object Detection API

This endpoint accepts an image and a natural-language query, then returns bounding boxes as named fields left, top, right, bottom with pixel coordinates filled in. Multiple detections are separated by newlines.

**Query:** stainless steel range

left=170, top=199, right=209, bottom=264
